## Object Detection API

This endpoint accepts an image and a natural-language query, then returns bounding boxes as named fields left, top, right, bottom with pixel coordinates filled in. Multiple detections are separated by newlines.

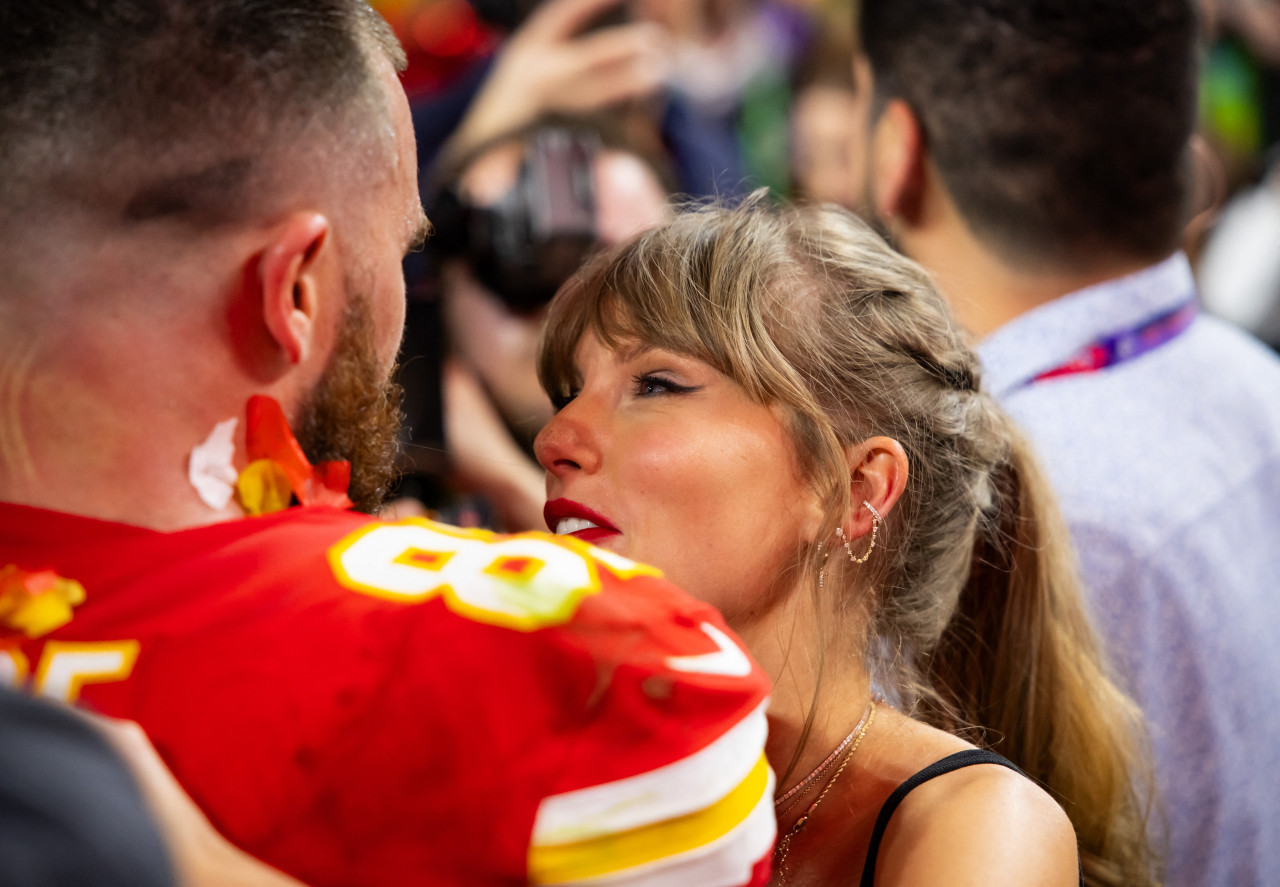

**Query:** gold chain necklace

left=774, top=701, right=874, bottom=817
left=772, top=701, right=877, bottom=885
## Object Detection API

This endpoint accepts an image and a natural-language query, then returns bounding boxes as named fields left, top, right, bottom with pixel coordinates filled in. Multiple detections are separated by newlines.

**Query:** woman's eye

left=634, top=374, right=695, bottom=397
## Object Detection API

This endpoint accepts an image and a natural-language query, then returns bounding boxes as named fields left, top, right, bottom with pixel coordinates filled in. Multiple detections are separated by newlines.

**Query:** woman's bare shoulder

left=870, top=752, right=1078, bottom=887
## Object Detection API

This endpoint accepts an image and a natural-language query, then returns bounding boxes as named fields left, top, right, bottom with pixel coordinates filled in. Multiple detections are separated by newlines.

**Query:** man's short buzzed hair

left=0, top=1, right=405, bottom=232
left=858, top=0, right=1200, bottom=265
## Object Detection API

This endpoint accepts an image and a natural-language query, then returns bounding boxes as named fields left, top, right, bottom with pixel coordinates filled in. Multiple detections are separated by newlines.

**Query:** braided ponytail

left=924, top=400, right=1156, bottom=887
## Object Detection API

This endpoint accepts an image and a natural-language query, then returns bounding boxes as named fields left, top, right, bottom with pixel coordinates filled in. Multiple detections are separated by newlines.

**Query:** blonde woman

left=534, top=200, right=1156, bottom=886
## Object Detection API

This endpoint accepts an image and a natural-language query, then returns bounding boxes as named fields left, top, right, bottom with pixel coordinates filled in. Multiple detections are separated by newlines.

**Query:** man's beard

left=293, top=295, right=404, bottom=514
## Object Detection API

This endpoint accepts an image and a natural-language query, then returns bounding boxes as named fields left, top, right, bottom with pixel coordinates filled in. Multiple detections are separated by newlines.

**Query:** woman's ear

left=843, top=436, right=909, bottom=541
left=258, top=212, right=330, bottom=365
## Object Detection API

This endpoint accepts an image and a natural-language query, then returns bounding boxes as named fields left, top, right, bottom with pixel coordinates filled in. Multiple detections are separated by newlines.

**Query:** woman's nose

left=534, top=399, right=601, bottom=477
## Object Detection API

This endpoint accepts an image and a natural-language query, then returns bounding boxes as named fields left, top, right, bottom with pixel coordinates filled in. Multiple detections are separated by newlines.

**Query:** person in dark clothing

left=0, top=686, right=175, bottom=887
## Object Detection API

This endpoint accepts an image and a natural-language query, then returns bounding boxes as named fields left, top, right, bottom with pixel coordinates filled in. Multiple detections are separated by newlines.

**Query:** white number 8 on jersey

left=328, top=519, right=654, bottom=631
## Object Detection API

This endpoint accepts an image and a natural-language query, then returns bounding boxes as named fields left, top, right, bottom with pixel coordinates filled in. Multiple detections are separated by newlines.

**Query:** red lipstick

left=543, top=498, right=621, bottom=544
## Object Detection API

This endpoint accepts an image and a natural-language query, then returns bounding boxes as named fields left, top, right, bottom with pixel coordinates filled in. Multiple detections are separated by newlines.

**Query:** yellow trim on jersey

left=33, top=640, right=140, bottom=703
left=528, top=752, right=771, bottom=884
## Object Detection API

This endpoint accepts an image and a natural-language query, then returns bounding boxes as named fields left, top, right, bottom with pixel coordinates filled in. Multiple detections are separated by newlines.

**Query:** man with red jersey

left=0, top=3, right=774, bottom=885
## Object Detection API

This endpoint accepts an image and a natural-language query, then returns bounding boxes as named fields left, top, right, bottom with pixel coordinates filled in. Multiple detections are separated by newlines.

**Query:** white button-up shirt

left=981, top=252, right=1280, bottom=887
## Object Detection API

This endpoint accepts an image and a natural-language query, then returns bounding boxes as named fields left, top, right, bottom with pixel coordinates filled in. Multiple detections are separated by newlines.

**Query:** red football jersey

left=0, top=503, right=775, bottom=886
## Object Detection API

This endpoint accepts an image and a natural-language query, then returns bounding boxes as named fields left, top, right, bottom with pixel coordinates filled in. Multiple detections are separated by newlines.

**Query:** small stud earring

left=835, top=501, right=881, bottom=565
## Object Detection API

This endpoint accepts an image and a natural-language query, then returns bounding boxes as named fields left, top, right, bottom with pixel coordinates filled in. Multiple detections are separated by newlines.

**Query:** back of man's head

left=0, top=1, right=404, bottom=250
left=857, top=0, right=1200, bottom=266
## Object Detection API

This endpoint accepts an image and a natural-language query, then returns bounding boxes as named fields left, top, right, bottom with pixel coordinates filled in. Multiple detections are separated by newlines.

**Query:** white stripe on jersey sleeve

left=531, top=699, right=769, bottom=843
left=540, top=769, right=777, bottom=887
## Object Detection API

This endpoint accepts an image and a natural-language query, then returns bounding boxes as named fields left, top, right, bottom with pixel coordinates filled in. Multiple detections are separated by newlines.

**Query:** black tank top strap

left=857, top=749, right=1025, bottom=887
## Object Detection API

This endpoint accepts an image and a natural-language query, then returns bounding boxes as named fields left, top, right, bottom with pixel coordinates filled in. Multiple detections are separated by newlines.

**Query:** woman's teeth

left=555, top=517, right=600, bottom=535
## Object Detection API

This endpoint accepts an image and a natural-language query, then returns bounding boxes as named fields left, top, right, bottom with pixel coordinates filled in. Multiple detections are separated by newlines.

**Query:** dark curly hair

left=858, top=0, right=1200, bottom=266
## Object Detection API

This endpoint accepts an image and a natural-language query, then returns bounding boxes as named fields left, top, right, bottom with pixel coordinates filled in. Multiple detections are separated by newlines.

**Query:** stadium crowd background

left=369, top=0, right=1280, bottom=528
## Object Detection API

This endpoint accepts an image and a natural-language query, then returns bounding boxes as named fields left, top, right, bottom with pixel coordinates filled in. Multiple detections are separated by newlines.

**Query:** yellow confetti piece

left=0, top=566, right=87, bottom=638
left=235, top=458, right=295, bottom=516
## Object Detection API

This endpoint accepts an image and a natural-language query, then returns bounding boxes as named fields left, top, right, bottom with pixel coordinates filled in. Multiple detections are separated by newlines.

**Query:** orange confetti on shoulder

left=241, top=395, right=353, bottom=513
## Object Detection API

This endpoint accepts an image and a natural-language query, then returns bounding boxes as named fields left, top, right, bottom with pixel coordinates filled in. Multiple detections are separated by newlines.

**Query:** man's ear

left=258, top=213, right=330, bottom=366
left=843, top=436, right=909, bottom=541
left=872, top=99, right=927, bottom=228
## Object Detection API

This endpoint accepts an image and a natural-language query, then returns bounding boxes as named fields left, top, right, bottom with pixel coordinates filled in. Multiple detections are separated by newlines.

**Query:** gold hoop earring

left=835, top=501, right=881, bottom=564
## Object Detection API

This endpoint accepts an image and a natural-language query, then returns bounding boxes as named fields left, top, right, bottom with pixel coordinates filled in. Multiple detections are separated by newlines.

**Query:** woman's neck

left=732, top=590, right=876, bottom=820
left=766, top=667, right=875, bottom=821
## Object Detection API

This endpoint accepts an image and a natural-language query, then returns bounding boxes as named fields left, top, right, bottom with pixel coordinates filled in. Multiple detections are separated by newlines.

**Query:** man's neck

left=0, top=334, right=262, bottom=531
left=898, top=217, right=1164, bottom=339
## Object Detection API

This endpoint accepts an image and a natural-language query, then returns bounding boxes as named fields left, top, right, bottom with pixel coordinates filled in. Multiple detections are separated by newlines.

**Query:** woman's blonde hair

left=538, top=198, right=1158, bottom=887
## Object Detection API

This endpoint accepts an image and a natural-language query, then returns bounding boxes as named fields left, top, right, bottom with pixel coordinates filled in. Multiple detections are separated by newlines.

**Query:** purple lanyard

left=1033, top=299, right=1198, bottom=384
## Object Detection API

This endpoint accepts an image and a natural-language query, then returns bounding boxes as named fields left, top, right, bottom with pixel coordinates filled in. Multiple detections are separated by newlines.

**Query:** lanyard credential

left=1032, top=299, right=1198, bottom=384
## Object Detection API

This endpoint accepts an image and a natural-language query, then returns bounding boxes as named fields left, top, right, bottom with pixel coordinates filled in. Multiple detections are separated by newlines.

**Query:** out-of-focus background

left=372, top=0, right=1280, bottom=531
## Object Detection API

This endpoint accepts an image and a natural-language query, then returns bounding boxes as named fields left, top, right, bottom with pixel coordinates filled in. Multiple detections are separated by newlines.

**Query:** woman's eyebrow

left=615, top=341, right=659, bottom=363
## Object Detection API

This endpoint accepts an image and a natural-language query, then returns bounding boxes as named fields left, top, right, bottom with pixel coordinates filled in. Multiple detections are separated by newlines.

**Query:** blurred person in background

left=1196, top=0, right=1280, bottom=350
left=634, top=0, right=813, bottom=196
left=412, top=0, right=673, bottom=184
left=379, top=0, right=675, bottom=526
left=1198, top=0, right=1280, bottom=191
left=1196, top=158, right=1280, bottom=349
left=380, top=0, right=823, bottom=199
left=851, top=2, right=1280, bottom=886
left=393, top=118, right=672, bottom=529
left=788, top=16, right=860, bottom=210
